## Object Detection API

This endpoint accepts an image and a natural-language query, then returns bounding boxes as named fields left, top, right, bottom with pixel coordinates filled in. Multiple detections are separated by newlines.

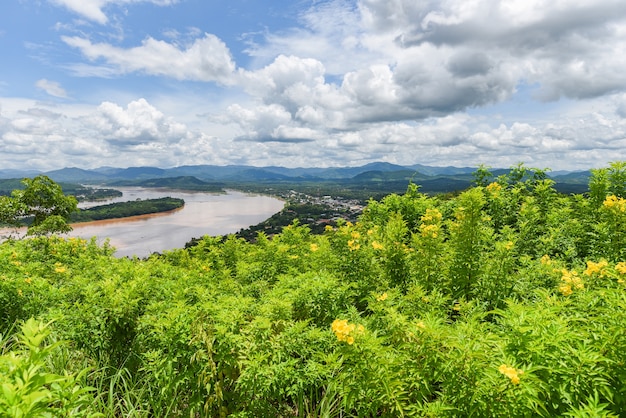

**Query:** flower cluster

left=616, top=262, right=626, bottom=275
left=499, top=364, right=523, bottom=385
left=420, top=224, right=440, bottom=239
left=54, top=262, right=67, bottom=274
left=371, top=241, right=384, bottom=250
left=486, top=182, right=503, bottom=195
left=603, top=195, right=626, bottom=213
left=584, top=260, right=608, bottom=277
left=419, top=209, right=443, bottom=239
left=331, top=319, right=365, bottom=345
left=559, top=269, right=583, bottom=296
left=540, top=254, right=552, bottom=266
left=376, top=292, right=388, bottom=301
left=347, top=231, right=361, bottom=251
left=421, top=208, right=443, bottom=223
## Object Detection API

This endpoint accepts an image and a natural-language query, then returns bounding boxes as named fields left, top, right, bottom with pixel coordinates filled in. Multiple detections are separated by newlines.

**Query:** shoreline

left=70, top=205, right=185, bottom=228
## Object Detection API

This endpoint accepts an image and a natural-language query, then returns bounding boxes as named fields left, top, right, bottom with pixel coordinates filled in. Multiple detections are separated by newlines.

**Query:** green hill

left=2, top=162, right=626, bottom=416
left=110, top=176, right=225, bottom=192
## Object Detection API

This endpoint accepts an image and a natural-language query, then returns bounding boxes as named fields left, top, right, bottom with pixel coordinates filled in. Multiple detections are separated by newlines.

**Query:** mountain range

left=0, top=162, right=591, bottom=193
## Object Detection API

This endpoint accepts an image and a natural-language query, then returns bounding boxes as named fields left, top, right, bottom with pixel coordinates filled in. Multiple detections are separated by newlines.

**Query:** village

left=234, top=190, right=366, bottom=241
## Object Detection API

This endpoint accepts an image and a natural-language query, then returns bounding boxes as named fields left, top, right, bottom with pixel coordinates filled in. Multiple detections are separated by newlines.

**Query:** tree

left=1, top=175, right=78, bottom=236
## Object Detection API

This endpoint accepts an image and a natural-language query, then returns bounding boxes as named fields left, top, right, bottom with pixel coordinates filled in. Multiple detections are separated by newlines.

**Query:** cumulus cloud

left=360, top=0, right=626, bottom=100
left=90, top=98, right=187, bottom=146
left=50, top=0, right=179, bottom=24
left=35, top=79, right=68, bottom=98
left=6, top=0, right=626, bottom=171
left=0, top=98, right=218, bottom=170
left=63, top=34, right=236, bottom=83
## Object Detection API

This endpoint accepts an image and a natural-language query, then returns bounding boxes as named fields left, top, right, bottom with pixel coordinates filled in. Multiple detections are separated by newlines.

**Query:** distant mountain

left=0, top=163, right=594, bottom=195
left=351, top=169, right=421, bottom=182
left=226, top=168, right=294, bottom=182
left=110, top=176, right=224, bottom=192
left=45, top=167, right=109, bottom=183
left=0, top=169, right=41, bottom=179
left=408, top=164, right=476, bottom=176
left=113, top=166, right=167, bottom=179
left=550, top=170, right=591, bottom=184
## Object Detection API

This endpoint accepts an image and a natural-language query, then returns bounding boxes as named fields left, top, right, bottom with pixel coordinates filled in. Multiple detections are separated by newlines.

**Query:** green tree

left=1, top=175, right=77, bottom=236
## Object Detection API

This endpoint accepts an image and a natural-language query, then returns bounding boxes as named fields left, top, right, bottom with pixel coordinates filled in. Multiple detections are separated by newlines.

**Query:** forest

left=1, top=162, right=625, bottom=417
left=69, top=197, right=185, bottom=223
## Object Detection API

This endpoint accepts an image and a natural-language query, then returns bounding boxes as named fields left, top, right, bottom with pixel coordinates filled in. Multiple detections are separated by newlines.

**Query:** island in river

left=70, top=197, right=185, bottom=223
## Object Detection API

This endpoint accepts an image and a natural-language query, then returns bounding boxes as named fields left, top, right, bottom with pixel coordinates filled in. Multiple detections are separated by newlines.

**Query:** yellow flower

left=558, top=268, right=584, bottom=293
left=347, top=240, right=360, bottom=251
left=420, top=208, right=443, bottom=223
left=540, top=255, right=552, bottom=265
left=615, top=262, right=626, bottom=275
left=325, top=225, right=334, bottom=232
left=331, top=319, right=365, bottom=345
left=486, top=182, right=502, bottom=194
left=24, top=277, right=32, bottom=284
left=559, top=283, right=573, bottom=296
left=498, top=364, right=523, bottom=385
left=505, top=241, right=514, bottom=250
left=54, top=263, right=67, bottom=274
left=310, top=243, right=319, bottom=252
left=420, top=224, right=439, bottom=238
left=371, top=241, right=384, bottom=250
left=376, top=292, right=388, bottom=301
left=603, top=195, right=626, bottom=212
left=584, top=260, right=608, bottom=277
left=17, top=289, right=23, bottom=297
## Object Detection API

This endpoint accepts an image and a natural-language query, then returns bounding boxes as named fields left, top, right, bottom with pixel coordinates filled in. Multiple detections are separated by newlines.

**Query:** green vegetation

left=1, top=162, right=626, bottom=417
left=70, top=197, right=185, bottom=223
left=1, top=178, right=122, bottom=202
left=232, top=203, right=355, bottom=242
left=0, top=175, right=77, bottom=236
left=110, top=175, right=225, bottom=192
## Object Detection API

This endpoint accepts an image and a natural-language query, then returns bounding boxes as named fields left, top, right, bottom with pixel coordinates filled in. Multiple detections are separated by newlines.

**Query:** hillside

left=0, top=163, right=592, bottom=195
left=110, top=176, right=225, bottom=192
left=1, top=162, right=625, bottom=417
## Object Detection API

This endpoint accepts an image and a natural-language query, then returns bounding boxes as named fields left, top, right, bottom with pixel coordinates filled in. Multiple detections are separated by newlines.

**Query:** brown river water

left=1, top=188, right=284, bottom=258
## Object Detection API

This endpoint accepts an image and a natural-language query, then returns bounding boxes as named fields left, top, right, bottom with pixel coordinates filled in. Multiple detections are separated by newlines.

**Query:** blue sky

left=1, top=0, right=626, bottom=171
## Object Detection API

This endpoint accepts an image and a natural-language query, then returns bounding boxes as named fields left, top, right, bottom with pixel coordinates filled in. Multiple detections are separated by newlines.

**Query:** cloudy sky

left=1, top=0, right=626, bottom=171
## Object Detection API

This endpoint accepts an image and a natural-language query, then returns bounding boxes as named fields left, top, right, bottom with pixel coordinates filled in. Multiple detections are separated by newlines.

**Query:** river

left=2, top=188, right=284, bottom=258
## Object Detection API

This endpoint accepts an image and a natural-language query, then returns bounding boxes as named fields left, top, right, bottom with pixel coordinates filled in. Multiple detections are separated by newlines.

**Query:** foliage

left=1, top=162, right=626, bottom=416
left=70, top=197, right=184, bottom=223
left=0, top=318, right=96, bottom=417
left=0, top=175, right=77, bottom=236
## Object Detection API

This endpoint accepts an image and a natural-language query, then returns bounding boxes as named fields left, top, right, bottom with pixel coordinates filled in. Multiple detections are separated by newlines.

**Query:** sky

left=1, top=0, right=626, bottom=172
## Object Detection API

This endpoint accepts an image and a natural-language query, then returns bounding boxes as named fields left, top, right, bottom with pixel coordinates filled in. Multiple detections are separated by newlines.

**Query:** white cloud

left=63, top=34, right=236, bottom=83
left=90, top=98, right=187, bottom=146
left=35, top=79, right=68, bottom=98
left=51, top=0, right=109, bottom=24
left=6, top=0, right=626, bottom=171
left=50, top=0, right=179, bottom=24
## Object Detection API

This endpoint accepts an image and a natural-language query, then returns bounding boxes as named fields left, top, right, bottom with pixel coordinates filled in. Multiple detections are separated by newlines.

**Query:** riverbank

left=3, top=188, right=285, bottom=257
left=70, top=197, right=185, bottom=223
